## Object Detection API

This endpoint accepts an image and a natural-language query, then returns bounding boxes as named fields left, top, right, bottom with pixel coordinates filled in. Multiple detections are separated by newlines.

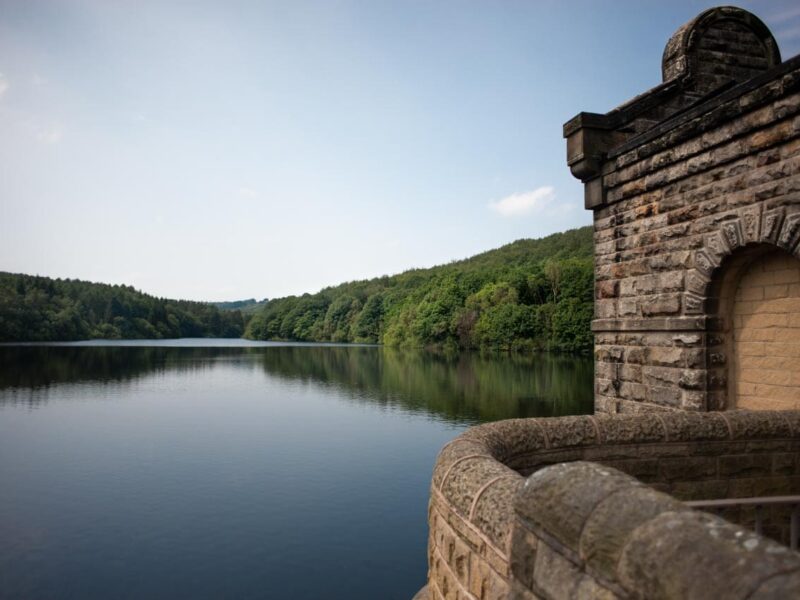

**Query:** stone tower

left=564, top=6, right=800, bottom=414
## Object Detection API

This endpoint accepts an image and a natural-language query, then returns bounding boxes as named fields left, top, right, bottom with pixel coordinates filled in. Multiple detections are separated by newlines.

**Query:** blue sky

left=1, top=1, right=799, bottom=301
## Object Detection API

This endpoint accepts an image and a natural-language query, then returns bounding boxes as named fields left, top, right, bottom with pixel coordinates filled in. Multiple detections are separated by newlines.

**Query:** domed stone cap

left=662, top=6, right=781, bottom=94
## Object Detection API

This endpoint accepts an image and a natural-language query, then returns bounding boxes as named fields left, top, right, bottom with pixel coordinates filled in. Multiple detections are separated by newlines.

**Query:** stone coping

left=608, top=51, right=800, bottom=160
left=435, top=411, right=800, bottom=487
left=515, top=461, right=800, bottom=599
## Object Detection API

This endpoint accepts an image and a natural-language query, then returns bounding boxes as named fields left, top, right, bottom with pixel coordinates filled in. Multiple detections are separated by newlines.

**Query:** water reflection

left=0, top=344, right=592, bottom=422
left=0, top=343, right=593, bottom=600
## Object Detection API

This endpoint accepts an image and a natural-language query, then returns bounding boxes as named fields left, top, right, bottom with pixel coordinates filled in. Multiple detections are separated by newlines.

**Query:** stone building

left=564, top=5, right=800, bottom=414
left=417, top=7, right=800, bottom=600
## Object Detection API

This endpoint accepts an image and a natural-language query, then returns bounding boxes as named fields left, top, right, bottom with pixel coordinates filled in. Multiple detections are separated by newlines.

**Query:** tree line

left=0, top=227, right=594, bottom=350
left=0, top=273, right=245, bottom=342
left=245, top=226, right=594, bottom=353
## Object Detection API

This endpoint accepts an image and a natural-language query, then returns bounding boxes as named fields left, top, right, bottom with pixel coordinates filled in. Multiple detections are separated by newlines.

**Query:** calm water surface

left=0, top=341, right=592, bottom=600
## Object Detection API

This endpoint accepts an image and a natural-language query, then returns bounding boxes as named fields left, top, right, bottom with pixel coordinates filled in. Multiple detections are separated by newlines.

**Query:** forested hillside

left=0, top=273, right=245, bottom=342
left=246, top=226, right=594, bottom=352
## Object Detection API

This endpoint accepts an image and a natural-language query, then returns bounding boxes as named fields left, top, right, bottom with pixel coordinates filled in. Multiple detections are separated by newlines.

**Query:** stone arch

left=687, top=207, right=800, bottom=312
left=699, top=208, right=800, bottom=409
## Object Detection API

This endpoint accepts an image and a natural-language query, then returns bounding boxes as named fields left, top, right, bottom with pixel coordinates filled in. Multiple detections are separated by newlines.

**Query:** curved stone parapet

left=424, top=410, right=800, bottom=600
left=513, top=461, right=800, bottom=600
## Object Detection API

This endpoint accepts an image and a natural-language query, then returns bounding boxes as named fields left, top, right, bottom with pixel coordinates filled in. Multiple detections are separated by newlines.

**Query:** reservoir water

left=0, top=340, right=592, bottom=600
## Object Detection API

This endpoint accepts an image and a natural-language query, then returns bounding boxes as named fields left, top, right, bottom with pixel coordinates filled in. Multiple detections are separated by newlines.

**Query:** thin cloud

left=776, top=24, right=800, bottom=41
left=37, top=126, right=62, bottom=144
left=0, top=73, right=9, bottom=99
left=238, top=186, right=258, bottom=198
left=765, top=5, right=800, bottom=22
left=488, top=186, right=555, bottom=217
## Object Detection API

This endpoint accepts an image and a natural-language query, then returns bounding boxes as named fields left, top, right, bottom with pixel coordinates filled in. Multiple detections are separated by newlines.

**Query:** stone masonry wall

left=591, top=74, right=800, bottom=414
left=420, top=411, right=800, bottom=600
left=564, top=7, right=800, bottom=414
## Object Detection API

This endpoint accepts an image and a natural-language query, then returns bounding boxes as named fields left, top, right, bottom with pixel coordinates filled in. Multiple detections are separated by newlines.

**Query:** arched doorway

left=729, top=248, right=800, bottom=410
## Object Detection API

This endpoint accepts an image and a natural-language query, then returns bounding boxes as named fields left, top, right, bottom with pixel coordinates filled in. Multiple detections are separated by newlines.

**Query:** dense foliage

left=246, top=227, right=594, bottom=352
left=0, top=273, right=246, bottom=342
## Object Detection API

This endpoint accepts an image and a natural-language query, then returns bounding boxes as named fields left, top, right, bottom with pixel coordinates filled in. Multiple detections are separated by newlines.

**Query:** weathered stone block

left=669, top=478, right=730, bottom=501
left=509, top=527, right=537, bottom=591
left=580, top=484, right=686, bottom=581
left=678, top=369, right=705, bottom=390
left=618, top=511, right=800, bottom=600
left=662, top=411, right=730, bottom=441
left=728, top=475, right=799, bottom=498
left=471, top=477, right=522, bottom=550
left=597, top=280, right=618, bottom=299
left=572, top=577, right=618, bottom=600
left=433, top=440, right=493, bottom=491
left=601, top=458, right=660, bottom=480
left=530, top=543, right=580, bottom=600
left=771, top=452, right=796, bottom=475
left=648, top=346, right=685, bottom=367
left=515, top=462, right=640, bottom=551
left=469, top=558, right=508, bottom=600
left=647, top=385, right=682, bottom=407
left=540, top=416, right=598, bottom=449
left=718, top=454, right=772, bottom=477
left=749, top=571, right=800, bottom=599
left=441, top=456, right=515, bottom=517
left=659, top=456, right=718, bottom=481
left=641, top=294, right=681, bottom=316
left=725, top=411, right=792, bottom=439
left=595, top=413, right=667, bottom=444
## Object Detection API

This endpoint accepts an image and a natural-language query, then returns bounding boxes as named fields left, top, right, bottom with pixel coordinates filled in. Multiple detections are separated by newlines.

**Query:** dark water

left=0, top=341, right=592, bottom=600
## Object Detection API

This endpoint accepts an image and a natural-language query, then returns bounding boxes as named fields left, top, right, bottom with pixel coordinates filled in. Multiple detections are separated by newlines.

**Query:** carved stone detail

left=683, top=293, right=705, bottom=315
left=722, top=220, right=744, bottom=250
left=704, top=232, right=728, bottom=262
left=694, top=250, right=715, bottom=278
left=777, top=212, right=800, bottom=251
left=760, top=208, right=784, bottom=244
left=685, top=270, right=709, bottom=296
left=709, top=352, right=726, bottom=366
left=740, top=208, right=760, bottom=244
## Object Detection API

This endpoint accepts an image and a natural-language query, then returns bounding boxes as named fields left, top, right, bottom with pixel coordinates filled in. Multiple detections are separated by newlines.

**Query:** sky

left=1, top=1, right=799, bottom=302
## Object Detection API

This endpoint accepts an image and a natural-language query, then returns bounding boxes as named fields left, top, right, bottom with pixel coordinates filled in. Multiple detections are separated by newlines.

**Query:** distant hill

left=212, top=298, right=268, bottom=314
left=0, top=226, right=594, bottom=349
left=0, top=273, right=246, bottom=342
left=245, top=226, right=594, bottom=352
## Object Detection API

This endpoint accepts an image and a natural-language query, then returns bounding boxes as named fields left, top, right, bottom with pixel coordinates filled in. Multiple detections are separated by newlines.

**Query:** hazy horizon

left=2, top=0, right=799, bottom=301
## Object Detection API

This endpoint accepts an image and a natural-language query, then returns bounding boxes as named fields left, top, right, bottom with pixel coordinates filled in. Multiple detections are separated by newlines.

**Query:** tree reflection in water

left=0, top=344, right=592, bottom=422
